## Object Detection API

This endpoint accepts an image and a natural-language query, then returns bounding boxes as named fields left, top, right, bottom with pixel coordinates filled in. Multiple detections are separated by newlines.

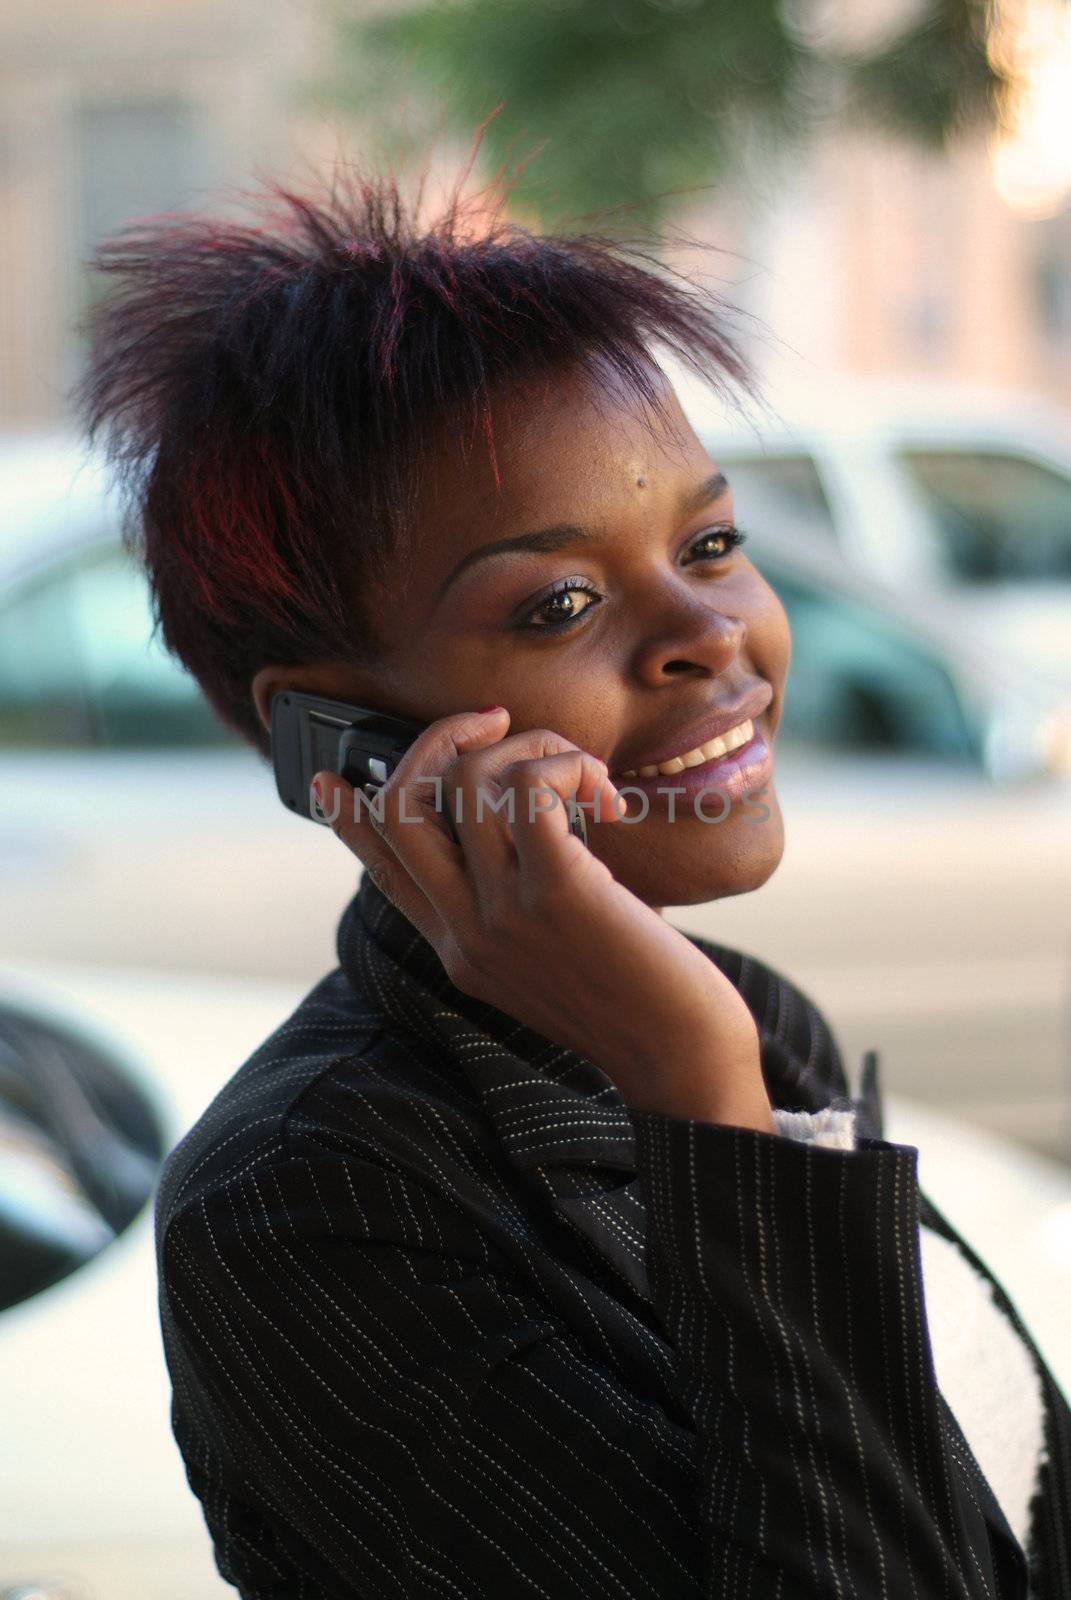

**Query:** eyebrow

left=433, top=470, right=730, bottom=604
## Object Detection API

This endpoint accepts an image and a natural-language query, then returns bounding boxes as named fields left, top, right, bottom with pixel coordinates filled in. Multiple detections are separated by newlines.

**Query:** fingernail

left=476, top=704, right=501, bottom=714
left=312, top=776, right=324, bottom=803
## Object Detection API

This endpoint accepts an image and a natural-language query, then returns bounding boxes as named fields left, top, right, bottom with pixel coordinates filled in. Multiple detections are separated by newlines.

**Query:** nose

left=629, top=589, right=747, bottom=687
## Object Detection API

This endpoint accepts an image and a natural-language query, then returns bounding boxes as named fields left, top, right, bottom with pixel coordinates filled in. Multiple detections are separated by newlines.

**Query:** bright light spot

left=989, top=0, right=1071, bottom=218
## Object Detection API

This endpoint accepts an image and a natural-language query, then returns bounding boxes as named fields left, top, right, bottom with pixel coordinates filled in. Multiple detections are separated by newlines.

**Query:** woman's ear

left=250, top=662, right=372, bottom=737
left=250, top=666, right=293, bottom=738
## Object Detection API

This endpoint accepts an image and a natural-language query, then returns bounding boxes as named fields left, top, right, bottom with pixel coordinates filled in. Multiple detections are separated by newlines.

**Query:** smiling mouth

left=619, top=718, right=756, bottom=778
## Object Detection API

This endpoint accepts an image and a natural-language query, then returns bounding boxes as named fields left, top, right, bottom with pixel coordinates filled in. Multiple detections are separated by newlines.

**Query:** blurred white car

left=0, top=962, right=1069, bottom=1600
left=673, top=372, right=1071, bottom=688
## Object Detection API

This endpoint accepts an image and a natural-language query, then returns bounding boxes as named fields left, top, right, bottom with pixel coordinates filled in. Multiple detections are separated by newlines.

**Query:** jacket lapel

left=417, top=927, right=872, bottom=1314
left=421, top=1000, right=650, bottom=1283
left=349, top=876, right=882, bottom=1310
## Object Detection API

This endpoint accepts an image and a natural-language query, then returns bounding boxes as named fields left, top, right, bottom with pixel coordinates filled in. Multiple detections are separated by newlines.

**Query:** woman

left=76, top=160, right=1070, bottom=1598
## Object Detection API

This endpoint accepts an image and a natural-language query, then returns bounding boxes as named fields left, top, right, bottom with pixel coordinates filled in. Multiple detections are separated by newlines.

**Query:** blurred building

left=0, top=0, right=341, bottom=429
left=1, top=0, right=1069, bottom=428
left=735, top=0, right=1071, bottom=401
left=742, top=123, right=1071, bottom=404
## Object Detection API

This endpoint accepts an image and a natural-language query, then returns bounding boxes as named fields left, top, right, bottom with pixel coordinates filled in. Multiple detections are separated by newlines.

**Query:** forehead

left=408, top=358, right=710, bottom=567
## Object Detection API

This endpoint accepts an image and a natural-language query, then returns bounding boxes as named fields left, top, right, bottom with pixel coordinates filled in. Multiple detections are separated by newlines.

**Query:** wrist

left=606, top=1018, right=771, bottom=1129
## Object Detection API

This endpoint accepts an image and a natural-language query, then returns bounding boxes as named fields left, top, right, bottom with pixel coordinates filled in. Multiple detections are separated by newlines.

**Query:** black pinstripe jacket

left=154, top=873, right=1071, bottom=1598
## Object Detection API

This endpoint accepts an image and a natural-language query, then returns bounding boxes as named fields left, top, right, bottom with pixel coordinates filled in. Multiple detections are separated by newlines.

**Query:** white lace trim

left=771, top=1105, right=857, bottom=1150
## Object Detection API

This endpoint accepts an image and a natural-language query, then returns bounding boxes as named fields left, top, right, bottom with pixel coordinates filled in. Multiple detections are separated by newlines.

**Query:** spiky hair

left=72, top=152, right=754, bottom=756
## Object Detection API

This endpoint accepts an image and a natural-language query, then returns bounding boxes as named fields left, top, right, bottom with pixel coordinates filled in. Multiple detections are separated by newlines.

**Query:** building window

left=66, top=97, right=213, bottom=392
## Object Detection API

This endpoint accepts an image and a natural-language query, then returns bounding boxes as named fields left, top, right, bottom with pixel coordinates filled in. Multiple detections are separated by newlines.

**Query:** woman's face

left=260, top=359, right=792, bottom=909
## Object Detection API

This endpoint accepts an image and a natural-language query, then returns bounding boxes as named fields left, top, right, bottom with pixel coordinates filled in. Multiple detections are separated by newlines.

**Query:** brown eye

left=684, top=525, right=748, bottom=563
left=519, top=579, right=602, bottom=632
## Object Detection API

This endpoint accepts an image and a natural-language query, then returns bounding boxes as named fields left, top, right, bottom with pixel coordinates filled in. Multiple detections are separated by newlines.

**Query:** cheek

left=520, top=678, right=625, bottom=755
left=519, top=671, right=630, bottom=775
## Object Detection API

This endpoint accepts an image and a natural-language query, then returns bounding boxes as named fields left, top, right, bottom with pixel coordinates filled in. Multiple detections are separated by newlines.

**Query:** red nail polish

left=476, top=704, right=501, bottom=713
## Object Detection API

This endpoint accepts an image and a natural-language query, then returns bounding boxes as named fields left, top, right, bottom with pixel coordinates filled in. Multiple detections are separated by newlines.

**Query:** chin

left=596, top=794, right=787, bottom=910
left=663, top=832, right=785, bottom=908
left=684, top=845, right=784, bottom=905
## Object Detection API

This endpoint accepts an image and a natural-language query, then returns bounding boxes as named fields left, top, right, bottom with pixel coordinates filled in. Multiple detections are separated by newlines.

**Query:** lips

left=610, top=682, right=774, bottom=778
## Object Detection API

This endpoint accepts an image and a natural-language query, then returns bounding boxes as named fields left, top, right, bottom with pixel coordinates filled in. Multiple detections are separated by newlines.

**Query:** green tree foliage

left=840, top=0, right=1004, bottom=147
left=321, top=0, right=1011, bottom=228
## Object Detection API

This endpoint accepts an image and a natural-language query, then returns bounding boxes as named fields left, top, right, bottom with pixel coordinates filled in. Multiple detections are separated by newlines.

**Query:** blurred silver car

left=673, top=371, right=1071, bottom=688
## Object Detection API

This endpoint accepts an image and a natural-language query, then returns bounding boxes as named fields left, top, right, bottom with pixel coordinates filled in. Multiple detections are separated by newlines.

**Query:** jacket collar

left=337, top=874, right=869, bottom=1173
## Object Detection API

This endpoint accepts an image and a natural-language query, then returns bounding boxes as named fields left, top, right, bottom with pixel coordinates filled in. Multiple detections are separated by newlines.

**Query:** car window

left=0, top=544, right=235, bottom=749
left=898, top=450, right=1071, bottom=582
left=753, top=556, right=979, bottom=762
left=0, top=1001, right=164, bottom=1313
left=716, top=454, right=839, bottom=547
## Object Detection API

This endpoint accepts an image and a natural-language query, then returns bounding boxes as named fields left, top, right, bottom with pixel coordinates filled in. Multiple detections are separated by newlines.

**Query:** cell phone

left=271, top=691, right=426, bottom=821
left=270, top=690, right=589, bottom=848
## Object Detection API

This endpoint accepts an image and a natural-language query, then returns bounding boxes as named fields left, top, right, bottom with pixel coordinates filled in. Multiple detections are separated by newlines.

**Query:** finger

left=446, top=724, right=598, bottom=881
left=359, top=706, right=514, bottom=908
left=446, top=725, right=629, bottom=894
left=502, top=750, right=622, bottom=889
left=313, top=770, right=446, bottom=948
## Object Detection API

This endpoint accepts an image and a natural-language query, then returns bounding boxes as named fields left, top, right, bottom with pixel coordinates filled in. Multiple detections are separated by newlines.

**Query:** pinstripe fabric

left=154, top=873, right=1071, bottom=1598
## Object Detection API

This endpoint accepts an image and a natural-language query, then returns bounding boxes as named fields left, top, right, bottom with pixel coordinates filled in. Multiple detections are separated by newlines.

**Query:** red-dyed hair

left=72, top=151, right=755, bottom=757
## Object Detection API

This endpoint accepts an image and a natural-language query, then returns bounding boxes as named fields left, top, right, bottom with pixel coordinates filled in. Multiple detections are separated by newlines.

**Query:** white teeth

left=620, top=719, right=753, bottom=778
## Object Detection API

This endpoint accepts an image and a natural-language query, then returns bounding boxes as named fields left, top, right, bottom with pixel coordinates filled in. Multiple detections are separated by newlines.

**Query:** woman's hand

left=314, top=707, right=774, bottom=1132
